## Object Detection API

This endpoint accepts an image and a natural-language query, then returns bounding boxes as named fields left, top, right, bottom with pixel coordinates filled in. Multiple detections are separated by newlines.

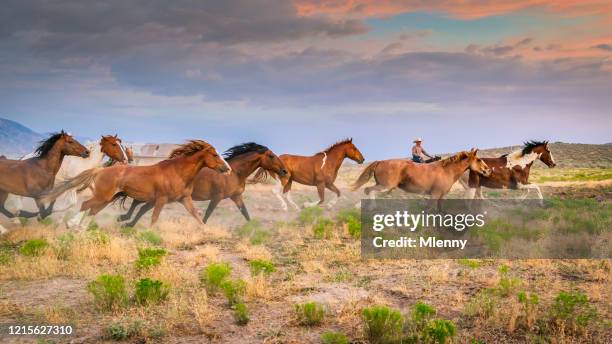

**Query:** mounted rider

left=412, top=138, right=434, bottom=163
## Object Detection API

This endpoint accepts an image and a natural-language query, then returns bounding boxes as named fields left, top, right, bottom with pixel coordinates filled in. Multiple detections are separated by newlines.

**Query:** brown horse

left=0, top=131, right=90, bottom=219
left=99, top=135, right=132, bottom=165
left=41, top=140, right=230, bottom=227
left=352, top=149, right=491, bottom=209
left=253, top=138, right=364, bottom=210
left=118, top=142, right=288, bottom=224
left=462, top=140, right=556, bottom=200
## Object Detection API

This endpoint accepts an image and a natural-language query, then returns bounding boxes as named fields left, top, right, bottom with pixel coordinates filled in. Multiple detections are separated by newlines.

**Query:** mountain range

left=0, top=117, right=44, bottom=157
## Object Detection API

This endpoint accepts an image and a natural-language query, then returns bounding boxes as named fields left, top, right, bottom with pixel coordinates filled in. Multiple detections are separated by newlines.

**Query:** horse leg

left=117, top=199, right=144, bottom=222
left=272, top=182, right=288, bottom=211
left=325, top=183, right=341, bottom=208
left=231, top=195, right=250, bottom=222
left=150, top=198, right=167, bottom=226
left=181, top=196, right=203, bottom=225
left=124, top=202, right=154, bottom=228
left=283, top=180, right=300, bottom=211
left=37, top=199, right=55, bottom=219
left=304, top=182, right=325, bottom=208
left=465, top=188, right=476, bottom=199
left=0, top=191, right=17, bottom=218
left=203, top=198, right=221, bottom=224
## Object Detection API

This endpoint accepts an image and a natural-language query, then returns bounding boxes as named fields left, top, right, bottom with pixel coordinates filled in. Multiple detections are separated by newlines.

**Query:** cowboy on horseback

left=411, top=138, right=434, bottom=163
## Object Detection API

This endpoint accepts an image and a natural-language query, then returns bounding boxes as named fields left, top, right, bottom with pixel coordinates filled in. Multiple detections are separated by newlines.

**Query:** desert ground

left=0, top=143, right=610, bottom=344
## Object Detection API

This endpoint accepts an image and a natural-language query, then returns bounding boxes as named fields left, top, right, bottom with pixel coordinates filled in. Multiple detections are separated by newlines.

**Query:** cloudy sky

left=1, top=0, right=610, bottom=158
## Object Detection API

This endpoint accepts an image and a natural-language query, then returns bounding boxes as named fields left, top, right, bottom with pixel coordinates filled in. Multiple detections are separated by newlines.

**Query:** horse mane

left=440, top=151, right=469, bottom=166
left=34, top=131, right=65, bottom=158
left=322, top=138, right=352, bottom=153
left=224, top=142, right=269, bottom=161
left=522, top=140, right=547, bottom=156
left=169, top=140, right=212, bottom=159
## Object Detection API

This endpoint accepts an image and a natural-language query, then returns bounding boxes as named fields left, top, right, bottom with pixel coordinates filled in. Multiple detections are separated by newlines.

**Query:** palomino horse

left=118, top=142, right=288, bottom=224
left=253, top=138, right=364, bottom=210
left=6, top=135, right=131, bottom=220
left=461, top=140, right=556, bottom=200
left=41, top=140, right=230, bottom=228
left=352, top=149, right=491, bottom=210
left=0, top=131, right=90, bottom=221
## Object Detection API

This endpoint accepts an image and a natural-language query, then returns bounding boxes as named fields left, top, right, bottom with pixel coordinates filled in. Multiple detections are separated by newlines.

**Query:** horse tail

left=352, top=161, right=379, bottom=191
left=111, top=192, right=129, bottom=209
left=40, top=168, right=101, bottom=203
left=248, top=167, right=277, bottom=184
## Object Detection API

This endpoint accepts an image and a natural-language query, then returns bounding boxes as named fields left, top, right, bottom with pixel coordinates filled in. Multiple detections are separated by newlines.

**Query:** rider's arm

left=421, top=148, right=433, bottom=158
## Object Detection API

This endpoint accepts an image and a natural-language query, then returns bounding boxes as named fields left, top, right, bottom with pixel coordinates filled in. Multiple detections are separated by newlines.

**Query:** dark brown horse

left=41, top=140, right=230, bottom=228
left=253, top=138, right=364, bottom=210
left=352, top=149, right=491, bottom=209
left=118, top=142, right=287, bottom=224
left=0, top=131, right=90, bottom=219
left=461, top=140, right=556, bottom=200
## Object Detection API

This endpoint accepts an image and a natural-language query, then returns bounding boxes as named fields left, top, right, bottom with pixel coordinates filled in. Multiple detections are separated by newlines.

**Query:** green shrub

left=237, top=220, right=271, bottom=245
left=298, top=206, right=323, bottom=226
left=313, top=218, right=334, bottom=239
left=411, top=302, right=437, bottom=331
left=0, top=250, right=13, bottom=265
left=120, top=226, right=137, bottom=237
left=550, top=290, right=598, bottom=334
left=497, top=265, right=521, bottom=297
left=139, top=230, right=163, bottom=245
left=88, top=229, right=110, bottom=244
left=200, top=262, right=232, bottom=293
left=336, top=208, right=361, bottom=238
left=248, top=259, right=276, bottom=276
left=87, top=274, right=128, bottom=311
left=221, top=279, right=246, bottom=306
left=19, top=239, right=49, bottom=257
left=233, top=302, right=250, bottom=325
left=464, top=288, right=497, bottom=320
left=38, top=217, right=53, bottom=226
left=294, top=301, right=326, bottom=326
left=134, top=278, right=170, bottom=305
left=457, top=259, right=481, bottom=269
left=135, top=247, right=167, bottom=270
left=421, top=319, right=457, bottom=344
left=106, top=319, right=143, bottom=341
left=321, top=331, right=349, bottom=344
left=517, top=291, right=540, bottom=330
left=362, top=305, right=404, bottom=344
left=87, top=220, right=99, bottom=231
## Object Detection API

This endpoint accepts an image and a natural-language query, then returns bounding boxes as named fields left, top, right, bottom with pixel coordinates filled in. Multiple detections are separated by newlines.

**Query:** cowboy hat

left=413, top=137, right=422, bottom=143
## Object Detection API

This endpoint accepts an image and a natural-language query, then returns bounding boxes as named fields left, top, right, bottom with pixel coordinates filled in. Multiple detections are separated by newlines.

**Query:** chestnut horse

left=461, top=140, right=556, bottom=200
left=6, top=135, right=131, bottom=219
left=352, top=149, right=491, bottom=209
left=118, top=142, right=288, bottom=224
left=0, top=131, right=90, bottom=221
left=253, top=138, right=364, bottom=210
left=41, top=140, right=230, bottom=228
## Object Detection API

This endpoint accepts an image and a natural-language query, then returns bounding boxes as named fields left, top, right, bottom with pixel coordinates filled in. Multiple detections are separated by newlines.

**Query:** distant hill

left=0, top=117, right=44, bottom=157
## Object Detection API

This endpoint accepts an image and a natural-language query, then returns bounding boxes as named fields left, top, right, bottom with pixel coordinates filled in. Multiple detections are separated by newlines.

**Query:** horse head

left=343, top=138, right=365, bottom=164
left=467, top=149, right=491, bottom=176
left=259, top=148, right=288, bottom=177
left=529, top=141, right=556, bottom=168
left=100, top=134, right=129, bottom=164
left=57, top=131, right=90, bottom=158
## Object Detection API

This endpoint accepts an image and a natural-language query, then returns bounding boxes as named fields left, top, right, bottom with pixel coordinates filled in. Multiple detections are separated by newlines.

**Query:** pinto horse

left=352, top=149, right=491, bottom=210
left=253, top=138, right=364, bottom=210
left=0, top=131, right=90, bottom=220
left=462, top=140, right=556, bottom=200
left=118, top=142, right=288, bottom=224
left=41, top=140, right=230, bottom=228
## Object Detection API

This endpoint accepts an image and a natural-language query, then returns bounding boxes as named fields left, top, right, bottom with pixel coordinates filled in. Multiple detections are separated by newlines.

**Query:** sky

left=1, top=0, right=611, bottom=159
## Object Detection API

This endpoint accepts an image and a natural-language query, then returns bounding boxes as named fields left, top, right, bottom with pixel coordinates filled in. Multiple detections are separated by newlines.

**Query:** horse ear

left=114, top=134, right=118, bottom=138
left=60, top=129, right=66, bottom=135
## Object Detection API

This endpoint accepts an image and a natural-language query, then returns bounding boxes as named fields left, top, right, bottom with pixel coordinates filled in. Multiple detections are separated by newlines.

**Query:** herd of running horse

left=0, top=131, right=556, bottom=231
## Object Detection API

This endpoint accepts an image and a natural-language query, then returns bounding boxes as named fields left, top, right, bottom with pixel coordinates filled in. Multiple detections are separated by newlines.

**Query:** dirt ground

left=0, top=166, right=610, bottom=344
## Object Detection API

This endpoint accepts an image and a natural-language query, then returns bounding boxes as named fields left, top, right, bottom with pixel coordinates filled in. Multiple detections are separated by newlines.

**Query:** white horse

left=3, top=135, right=130, bottom=228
